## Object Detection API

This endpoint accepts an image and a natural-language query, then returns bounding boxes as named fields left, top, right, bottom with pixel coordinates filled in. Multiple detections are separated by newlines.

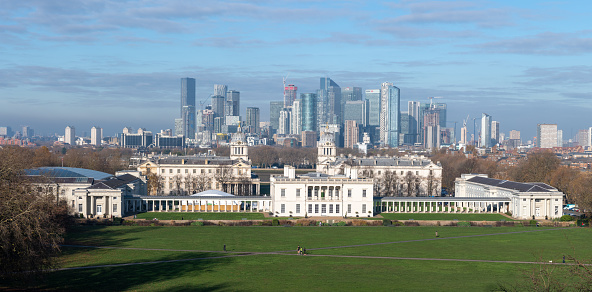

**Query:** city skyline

left=1, top=1, right=591, bottom=138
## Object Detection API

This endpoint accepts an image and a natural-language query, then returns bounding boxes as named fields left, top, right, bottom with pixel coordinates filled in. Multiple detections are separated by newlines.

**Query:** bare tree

left=214, top=164, right=234, bottom=193
left=172, top=174, right=183, bottom=195
left=146, top=173, right=163, bottom=196
left=192, top=175, right=211, bottom=194
left=184, top=174, right=194, bottom=194
left=380, top=170, right=398, bottom=197
left=426, top=172, right=439, bottom=197
left=0, top=147, right=69, bottom=279
left=403, top=171, right=420, bottom=197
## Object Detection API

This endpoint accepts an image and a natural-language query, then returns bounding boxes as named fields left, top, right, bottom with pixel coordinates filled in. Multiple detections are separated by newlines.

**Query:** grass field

left=379, top=213, right=517, bottom=221
left=3, top=225, right=591, bottom=291
left=134, top=212, right=266, bottom=220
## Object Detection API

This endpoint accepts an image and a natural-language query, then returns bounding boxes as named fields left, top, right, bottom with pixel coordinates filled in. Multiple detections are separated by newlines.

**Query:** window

left=336, top=204, right=340, bottom=214
left=296, top=204, right=300, bottom=213
left=296, top=189, right=300, bottom=197
left=362, top=190, right=367, bottom=197
left=209, top=169, right=212, bottom=173
left=348, top=189, right=352, bottom=197
left=113, top=204, right=118, bottom=213
left=308, top=204, right=313, bottom=214
left=348, top=204, right=351, bottom=213
left=281, top=189, right=286, bottom=197
left=523, top=199, right=526, bottom=201
left=177, top=169, right=180, bottom=173
left=78, top=204, right=83, bottom=212
left=430, top=170, right=433, bottom=175
left=281, top=204, right=285, bottom=213
left=321, top=204, right=326, bottom=213
left=71, top=200, right=74, bottom=208
left=416, top=171, right=419, bottom=175
left=362, top=204, right=366, bottom=213
left=161, top=169, right=165, bottom=174
left=555, top=206, right=559, bottom=215
left=185, top=169, right=188, bottom=173
left=193, top=169, right=196, bottom=173
left=201, top=169, right=205, bottom=174
left=308, top=188, right=313, bottom=198
left=329, top=204, right=333, bottom=213
left=315, top=204, right=319, bottom=213
left=96, top=205, right=102, bottom=214
left=401, top=171, right=404, bottom=175
left=169, top=169, right=172, bottom=173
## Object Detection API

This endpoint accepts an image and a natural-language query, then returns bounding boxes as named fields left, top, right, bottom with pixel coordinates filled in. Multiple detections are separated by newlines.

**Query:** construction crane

left=463, top=114, right=469, bottom=128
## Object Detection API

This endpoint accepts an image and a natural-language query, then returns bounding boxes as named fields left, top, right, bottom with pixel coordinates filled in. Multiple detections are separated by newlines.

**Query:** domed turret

left=230, top=122, right=248, bottom=161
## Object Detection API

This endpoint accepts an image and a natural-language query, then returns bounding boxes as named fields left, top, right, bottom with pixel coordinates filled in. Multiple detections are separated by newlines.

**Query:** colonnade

left=375, top=199, right=510, bottom=214
left=125, top=197, right=271, bottom=215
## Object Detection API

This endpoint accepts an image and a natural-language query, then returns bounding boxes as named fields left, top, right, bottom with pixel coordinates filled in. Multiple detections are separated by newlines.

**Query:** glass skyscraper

left=365, top=89, right=380, bottom=127
left=301, top=93, right=317, bottom=132
left=480, top=113, right=492, bottom=148
left=380, top=82, right=400, bottom=147
left=269, top=101, right=284, bottom=133
left=181, top=78, right=196, bottom=139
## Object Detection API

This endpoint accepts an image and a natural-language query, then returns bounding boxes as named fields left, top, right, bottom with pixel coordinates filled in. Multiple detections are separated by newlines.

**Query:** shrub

left=190, top=221, right=204, bottom=226
left=560, top=215, right=574, bottom=222
left=404, top=221, right=420, bottom=227
left=272, top=218, right=279, bottom=226
left=112, top=217, right=123, bottom=225
left=382, top=219, right=392, bottom=226
left=351, top=220, right=368, bottom=226
left=457, top=221, right=471, bottom=227
left=505, top=211, right=512, bottom=217
left=336, top=221, right=347, bottom=226
left=529, top=220, right=538, bottom=226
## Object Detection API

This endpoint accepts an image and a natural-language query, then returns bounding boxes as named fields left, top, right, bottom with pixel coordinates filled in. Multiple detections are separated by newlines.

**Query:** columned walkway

left=124, top=195, right=272, bottom=215
left=374, top=197, right=511, bottom=214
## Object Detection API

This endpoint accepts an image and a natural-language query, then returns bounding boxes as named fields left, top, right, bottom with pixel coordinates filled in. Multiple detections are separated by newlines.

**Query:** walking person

left=435, top=231, right=439, bottom=237
left=224, top=244, right=226, bottom=252
left=297, top=245, right=301, bottom=255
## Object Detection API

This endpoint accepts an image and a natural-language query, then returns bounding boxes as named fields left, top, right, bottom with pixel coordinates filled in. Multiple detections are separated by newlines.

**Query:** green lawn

left=3, top=225, right=591, bottom=291
left=379, top=212, right=517, bottom=221
left=134, top=212, right=266, bottom=220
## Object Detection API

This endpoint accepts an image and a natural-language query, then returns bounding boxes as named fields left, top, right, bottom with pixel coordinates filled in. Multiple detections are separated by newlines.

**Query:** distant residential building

left=491, top=121, right=500, bottom=145
left=480, top=113, right=491, bottom=148
left=284, top=84, right=297, bottom=107
left=344, top=120, right=360, bottom=149
left=423, top=108, right=440, bottom=149
left=245, top=107, right=260, bottom=134
left=211, top=95, right=226, bottom=118
left=121, top=128, right=153, bottom=148
left=22, top=126, right=34, bottom=138
left=0, top=126, right=12, bottom=137
left=226, top=90, right=240, bottom=117
left=65, top=126, right=76, bottom=145
left=174, top=119, right=183, bottom=136
left=557, top=130, right=563, bottom=147
left=509, top=130, right=521, bottom=140
left=379, top=82, right=400, bottom=147
left=291, top=100, right=302, bottom=135
left=460, top=126, right=468, bottom=145
left=536, top=124, right=558, bottom=148
left=90, top=126, right=102, bottom=146
left=576, top=129, right=588, bottom=147
left=278, top=108, right=291, bottom=135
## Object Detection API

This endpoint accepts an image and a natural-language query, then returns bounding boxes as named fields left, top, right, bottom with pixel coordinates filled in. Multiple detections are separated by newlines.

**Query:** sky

left=0, top=0, right=591, bottom=140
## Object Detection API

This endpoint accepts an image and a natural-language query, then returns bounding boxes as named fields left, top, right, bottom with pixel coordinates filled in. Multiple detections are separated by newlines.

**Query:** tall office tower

left=90, top=126, right=102, bottom=146
left=557, top=130, right=563, bottom=147
left=379, top=82, right=400, bottom=147
left=174, top=118, right=183, bottom=136
left=301, top=93, right=317, bottom=132
left=214, top=84, right=228, bottom=98
left=432, top=103, right=447, bottom=127
left=245, top=107, right=260, bottom=134
left=291, top=100, right=302, bottom=135
left=344, top=120, right=360, bottom=149
left=344, top=100, right=367, bottom=126
left=400, top=112, right=414, bottom=145
left=342, top=87, right=362, bottom=123
left=269, top=101, right=283, bottom=133
left=460, top=126, right=468, bottom=145
left=284, top=84, right=297, bottom=107
left=0, top=126, right=12, bottom=137
left=509, top=130, right=521, bottom=140
left=211, top=95, right=226, bottom=118
left=536, top=124, right=558, bottom=148
left=21, top=126, right=33, bottom=138
left=417, top=103, right=432, bottom=144
left=213, top=117, right=224, bottom=134
left=576, top=129, right=588, bottom=146
left=181, top=78, right=196, bottom=139
left=407, top=101, right=420, bottom=144
left=201, top=109, right=214, bottom=132
left=227, top=90, right=240, bottom=116
left=301, top=131, right=317, bottom=147
left=480, top=113, right=492, bottom=148
left=491, top=121, right=500, bottom=145
left=589, top=127, right=592, bottom=147
left=278, top=109, right=291, bottom=135
left=65, top=126, right=75, bottom=145
left=423, top=110, right=440, bottom=149
left=366, top=90, right=381, bottom=127
left=317, top=77, right=341, bottom=128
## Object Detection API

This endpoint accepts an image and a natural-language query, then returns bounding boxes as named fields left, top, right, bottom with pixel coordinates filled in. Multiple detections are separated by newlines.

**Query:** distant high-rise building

left=278, top=109, right=291, bottom=135
left=379, top=82, right=400, bottom=147
left=269, top=101, right=283, bottom=133
left=21, top=126, right=33, bottom=138
left=180, top=78, right=196, bottom=139
left=301, top=93, right=317, bottom=132
left=509, top=130, right=521, bottom=140
left=460, top=126, right=468, bottom=145
left=344, top=100, right=367, bottom=126
left=284, top=84, right=297, bottom=107
left=121, top=128, right=153, bottom=148
left=245, top=107, right=260, bottom=134
left=174, top=119, right=183, bottom=136
left=0, top=126, right=12, bottom=137
left=589, top=127, right=592, bottom=147
left=491, top=121, right=500, bottom=145
left=65, top=126, right=75, bottom=145
left=90, top=126, right=102, bottom=146
left=557, top=130, right=563, bottom=147
left=318, top=77, right=341, bottom=128
left=575, top=129, right=588, bottom=147
left=211, top=95, right=226, bottom=118
left=366, top=89, right=381, bottom=127
left=344, top=120, right=360, bottom=149
left=400, top=112, right=415, bottom=145
left=536, top=124, right=558, bottom=148
left=432, top=103, right=447, bottom=128
left=214, top=84, right=228, bottom=98
left=342, top=87, right=362, bottom=102
left=291, top=100, right=302, bottom=135
left=214, top=117, right=224, bottom=134
left=480, top=113, right=492, bottom=148
left=227, top=90, right=240, bottom=116
left=423, top=110, right=440, bottom=149
left=407, top=101, right=420, bottom=144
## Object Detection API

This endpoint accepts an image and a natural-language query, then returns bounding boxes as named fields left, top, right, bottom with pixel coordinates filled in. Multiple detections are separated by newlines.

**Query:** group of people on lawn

left=297, top=245, right=307, bottom=255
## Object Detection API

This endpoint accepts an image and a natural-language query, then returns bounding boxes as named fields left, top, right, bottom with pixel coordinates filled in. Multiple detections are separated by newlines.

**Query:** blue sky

left=1, top=0, right=591, bottom=139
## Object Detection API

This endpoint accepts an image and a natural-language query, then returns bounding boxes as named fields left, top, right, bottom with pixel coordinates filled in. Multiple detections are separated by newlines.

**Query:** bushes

left=561, top=215, right=574, bottom=222
left=272, top=218, right=279, bottom=226
left=529, top=220, right=538, bottom=226
left=191, top=221, right=204, bottom=226
left=382, top=219, right=392, bottom=226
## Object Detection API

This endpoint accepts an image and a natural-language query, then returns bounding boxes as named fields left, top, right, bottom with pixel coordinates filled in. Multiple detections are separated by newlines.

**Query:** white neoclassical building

left=455, top=174, right=564, bottom=219
left=316, top=127, right=443, bottom=197
left=271, top=166, right=374, bottom=217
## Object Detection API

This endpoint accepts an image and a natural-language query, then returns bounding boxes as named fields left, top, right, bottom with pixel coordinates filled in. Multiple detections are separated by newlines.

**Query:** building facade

left=536, top=124, right=558, bottom=148
left=380, top=82, right=400, bottom=147
left=65, top=126, right=76, bottom=145
left=480, top=113, right=491, bottom=148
